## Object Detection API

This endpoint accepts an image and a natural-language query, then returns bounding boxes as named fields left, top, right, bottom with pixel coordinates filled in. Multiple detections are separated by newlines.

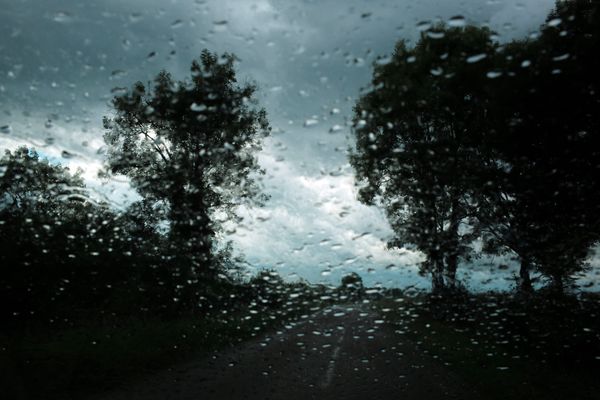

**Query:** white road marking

left=320, top=330, right=345, bottom=389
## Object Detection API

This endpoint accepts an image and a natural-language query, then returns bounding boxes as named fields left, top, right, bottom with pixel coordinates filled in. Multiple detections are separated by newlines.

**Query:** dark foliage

left=351, top=0, right=600, bottom=294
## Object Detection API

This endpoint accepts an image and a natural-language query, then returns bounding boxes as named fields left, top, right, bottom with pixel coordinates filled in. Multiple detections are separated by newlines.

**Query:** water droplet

left=375, top=56, right=392, bottom=66
left=223, top=142, right=234, bottom=151
left=416, top=20, right=432, bottom=31
left=304, top=119, right=318, bottom=127
left=448, top=15, right=466, bottom=27
left=329, top=124, right=343, bottom=133
left=466, top=53, right=486, bottom=63
left=190, top=102, right=207, bottom=112
left=353, top=57, right=365, bottom=67
left=547, top=17, right=562, bottom=27
left=294, top=45, right=306, bottom=55
left=213, top=20, right=228, bottom=31
left=427, top=31, right=444, bottom=39
left=52, top=12, right=73, bottom=23
left=110, top=69, right=127, bottom=79
left=111, top=87, right=127, bottom=95
left=553, top=53, right=570, bottom=62
left=430, top=67, right=443, bottom=76
left=129, top=13, right=143, bottom=23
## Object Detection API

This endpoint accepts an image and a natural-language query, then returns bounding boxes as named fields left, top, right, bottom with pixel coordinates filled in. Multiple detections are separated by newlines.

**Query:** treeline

left=0, top=51, right=283, bottom=328
left=351, top=0, right=600, bottom=294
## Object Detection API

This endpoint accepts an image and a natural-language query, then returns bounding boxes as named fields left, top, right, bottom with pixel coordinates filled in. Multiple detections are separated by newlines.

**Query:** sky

left=1, top=0, right=573, bottom=290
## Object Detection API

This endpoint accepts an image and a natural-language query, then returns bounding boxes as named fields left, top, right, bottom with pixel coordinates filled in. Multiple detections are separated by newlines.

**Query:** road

left=97, top=305, right=480, bottom=400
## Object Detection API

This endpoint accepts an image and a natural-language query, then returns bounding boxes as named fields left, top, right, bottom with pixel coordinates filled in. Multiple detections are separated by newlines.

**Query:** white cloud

left=224, top=140, right=429, bottom=287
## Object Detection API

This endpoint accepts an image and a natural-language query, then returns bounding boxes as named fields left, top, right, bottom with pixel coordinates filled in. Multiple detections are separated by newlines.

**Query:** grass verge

left=1, top=304, right=317, bottom=400
left=373, top=292, right=600, bottom=400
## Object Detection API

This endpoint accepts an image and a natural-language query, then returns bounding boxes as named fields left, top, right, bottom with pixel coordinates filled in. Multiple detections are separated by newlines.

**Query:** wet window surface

left=1, top=1, right=600, bottom=399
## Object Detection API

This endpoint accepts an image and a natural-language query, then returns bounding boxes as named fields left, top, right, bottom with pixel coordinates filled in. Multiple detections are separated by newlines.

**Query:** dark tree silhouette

left=103, top=50, right=271, bottom=293
left=478, top=0, right=600, bottom=293
left=0, top=148, right=120, bottom=323
left=0, top=147, right=86, bottom=214
left=350, top=26, right=498, bottom=292
left=352, top=1, right=600, bottom=294
left=340, top=272, right=364, bottom=300
left=0, top=147, right=196, bottom=325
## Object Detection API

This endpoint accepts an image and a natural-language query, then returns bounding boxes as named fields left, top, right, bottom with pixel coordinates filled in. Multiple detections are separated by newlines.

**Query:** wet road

left=98, top=305, right=480, bottom=400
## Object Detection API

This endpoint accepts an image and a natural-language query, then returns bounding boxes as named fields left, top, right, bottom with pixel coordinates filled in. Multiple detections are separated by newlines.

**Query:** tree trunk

left=431, top=255, right=446, bottom=294
left=551, top=272, right=564, bottom=296
left=169, top=186, right=214, bottom=274
left=445, top=195, right=460, bottom=288
left=518, top=257, right=533, bottom=293
left=446, top=253, right=458, bottom=288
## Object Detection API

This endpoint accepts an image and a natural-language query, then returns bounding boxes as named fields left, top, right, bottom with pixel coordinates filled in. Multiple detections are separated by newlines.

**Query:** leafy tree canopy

left=351, top=25, right=498, bottom=291
left=0, top=147, right=86, bottom=218
left=103, top=50, right=271, bottom=273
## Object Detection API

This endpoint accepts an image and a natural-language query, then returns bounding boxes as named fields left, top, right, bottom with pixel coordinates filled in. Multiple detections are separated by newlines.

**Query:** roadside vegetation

left=1, top=279, right=334, bottom=400
left=371, top=290, right=600, bottom=400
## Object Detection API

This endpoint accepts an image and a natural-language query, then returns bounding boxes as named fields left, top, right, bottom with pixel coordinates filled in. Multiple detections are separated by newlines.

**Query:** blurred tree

left=340, top=272, right=364, bottom=300
left=0, top=147, right=86, bottom=216
left=478, top=0, right=600, bottom=293
left=350, top=26, right=498, bottom=292
left=249, top=269, right=286, bottom=308
left=0, top=148, right=119, bottom=323
left=103, top=50, right=271, bottom=296
left=0, top=148, right=188, bottom=324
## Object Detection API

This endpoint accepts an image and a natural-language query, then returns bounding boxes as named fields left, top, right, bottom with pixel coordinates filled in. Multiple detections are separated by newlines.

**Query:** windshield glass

left=2, top=1, right=599, bottom=399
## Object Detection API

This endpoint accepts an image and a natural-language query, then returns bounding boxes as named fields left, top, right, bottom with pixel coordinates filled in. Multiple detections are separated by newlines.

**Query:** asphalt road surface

left=97, top=305, right=480, bottom=400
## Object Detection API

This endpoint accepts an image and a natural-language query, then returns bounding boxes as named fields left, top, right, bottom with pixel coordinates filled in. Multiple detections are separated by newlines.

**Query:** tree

left=248, top=269, right=286, bottom=308
left=0, top=147, right=206, bottom=324
left=340, top=272, right=364, bottom=300
left=526, top=0, right=600, bottom=292
left=477, top=0, right=600, bottom=293
left=103, top=50, right=270, bottom=290
left=0, top=147, right=86, bottom=216
left=350, top=26, right=498, bottom=292
left=0, top=148, right=118, bottom=323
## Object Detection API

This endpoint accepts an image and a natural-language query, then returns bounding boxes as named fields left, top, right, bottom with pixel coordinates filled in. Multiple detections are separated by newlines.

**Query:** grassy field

left=373, top=291, right=600, bottom=400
